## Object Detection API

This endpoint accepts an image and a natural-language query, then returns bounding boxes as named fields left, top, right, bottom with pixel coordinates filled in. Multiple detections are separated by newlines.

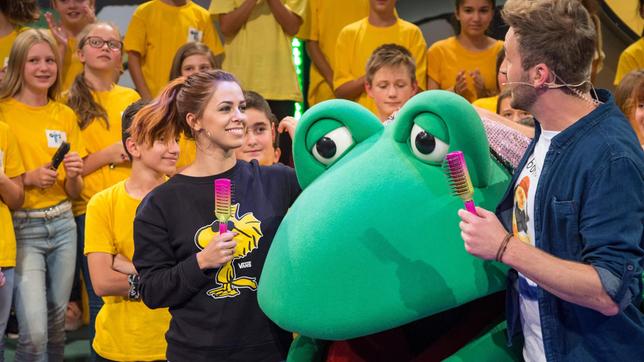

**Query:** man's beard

left=510, top=72, right=538, bottom=112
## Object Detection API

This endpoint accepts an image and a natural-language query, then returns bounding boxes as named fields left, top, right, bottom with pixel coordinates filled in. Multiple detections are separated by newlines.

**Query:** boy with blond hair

left=334, top=0, right=426, bottom=115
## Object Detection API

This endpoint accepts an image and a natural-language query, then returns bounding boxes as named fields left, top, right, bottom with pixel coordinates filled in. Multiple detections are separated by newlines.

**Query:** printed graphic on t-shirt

left=514, top=153, right=540, bottom=297
left=46, top=130, right=67, bottom=148
left=194, top=203, right=263, bottom=299
left=187, top=27, right=203, bottom=42
left=513, top=176, right=531, bottom=244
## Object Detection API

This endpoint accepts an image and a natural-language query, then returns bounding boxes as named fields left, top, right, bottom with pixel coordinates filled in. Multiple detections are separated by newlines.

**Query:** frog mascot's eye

left=311, top=127, right=354, bottom=166
left=410, top=123, right=450, bottom=163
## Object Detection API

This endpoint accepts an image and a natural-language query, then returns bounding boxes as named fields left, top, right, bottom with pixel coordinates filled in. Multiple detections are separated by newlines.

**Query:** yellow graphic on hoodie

left=194, top=204, right=263, bottom=299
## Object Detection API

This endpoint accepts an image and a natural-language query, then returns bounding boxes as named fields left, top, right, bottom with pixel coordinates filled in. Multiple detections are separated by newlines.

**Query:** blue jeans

left=0, top=267, right=14, bottom=362
left=75, top=214, right=103, bottom=361
left=12, top=210, right=76, bottom=362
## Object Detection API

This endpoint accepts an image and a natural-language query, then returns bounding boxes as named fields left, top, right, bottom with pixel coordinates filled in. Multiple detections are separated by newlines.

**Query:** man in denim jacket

left=458, top=0, right=644, bottom=361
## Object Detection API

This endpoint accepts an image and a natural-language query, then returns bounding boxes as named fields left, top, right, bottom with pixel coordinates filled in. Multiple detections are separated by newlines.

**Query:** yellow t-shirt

left=0, top=26, right=27, bottom=70
left=72, top=85, right=140, bottom=215
left=0, top=122, right=25, bottom=267
left=85, top=180, right=170, bottom=361
left=333, top=17, right=428, bottom=115
left=472, top=95, right=498, bottom=113
left=176, top=134, right=196, bottom=170
left=60, top=37, right=83, bottom=92
left=614, top=38, right=644, bottom=86
left=427, top=36, right=503, bottom=103
left=299, top=0, right=369, bottom=106
left=211, top=0, right=305, bottom=102
left=124, top=0, right=224, bottom=97
left=0, top=98, right=86, bottom=210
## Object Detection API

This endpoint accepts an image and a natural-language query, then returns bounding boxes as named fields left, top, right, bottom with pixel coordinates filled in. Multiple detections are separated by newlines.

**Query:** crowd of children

left=0, top=0, right=642, bottom=361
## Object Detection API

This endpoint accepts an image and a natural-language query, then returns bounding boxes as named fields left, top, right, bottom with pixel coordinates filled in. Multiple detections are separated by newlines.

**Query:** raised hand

left=453, top=70, right=468, bottom=96
left=277, top=116, right=298, bottom=139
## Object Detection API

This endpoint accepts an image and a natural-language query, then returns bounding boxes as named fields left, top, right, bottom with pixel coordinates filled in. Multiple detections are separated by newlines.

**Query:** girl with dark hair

left=168, top=41, right=218, bottom=81
left=427, top=0, right=502, bottom=102
left=132, top=70, right=300, bottom=361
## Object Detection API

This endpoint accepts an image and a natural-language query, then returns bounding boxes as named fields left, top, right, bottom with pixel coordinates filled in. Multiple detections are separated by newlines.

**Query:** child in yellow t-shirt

left=45, top=0, right=96, bottom=91
left=125, top=0, right=224, bottom=100
left=84, top=100, right=173, bottom=361
left=613, top=3, right=643, bottom=86
left=364, top=44, right=418, bottom=123
left=211, top=0, right=305, bottom=165
left=299, top=0, right=369, bottom=106
left=427, top=0, right=502, bottom=103
left=333, top=0, right=427, bottom=116
left=471, top=48, right=507, bottom=112
left=64, top=21, right=140, bottom=354
left=168, top=42, right=218, bottom=171
left=0, top=120, right=25, bottom=358
left=0, top=1, right=39, bottom=79
left=0, top=29, right=86, bottom=359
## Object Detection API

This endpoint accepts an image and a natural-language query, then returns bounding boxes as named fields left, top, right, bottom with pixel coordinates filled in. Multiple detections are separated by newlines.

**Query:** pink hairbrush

left=444, top=151, right=477, bottom=215
left=214, top=178, right=232, bottom=233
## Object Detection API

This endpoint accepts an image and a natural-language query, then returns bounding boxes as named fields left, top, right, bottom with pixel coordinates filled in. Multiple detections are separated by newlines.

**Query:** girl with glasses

left=64, top=21, right=140, bottom=358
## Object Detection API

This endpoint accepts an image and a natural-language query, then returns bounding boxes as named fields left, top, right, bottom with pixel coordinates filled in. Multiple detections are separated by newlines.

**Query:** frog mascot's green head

left=258, top=90, right=520, bottom=360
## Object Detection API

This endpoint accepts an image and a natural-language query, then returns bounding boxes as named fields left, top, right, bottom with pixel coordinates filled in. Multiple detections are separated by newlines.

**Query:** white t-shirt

left=512, top=130, right=559, bottom=362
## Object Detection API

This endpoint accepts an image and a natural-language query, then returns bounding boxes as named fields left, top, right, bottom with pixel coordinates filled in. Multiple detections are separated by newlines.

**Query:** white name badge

left=187, top=27, right=203, bottom=42
left=46, top=130, right=67, bottom=148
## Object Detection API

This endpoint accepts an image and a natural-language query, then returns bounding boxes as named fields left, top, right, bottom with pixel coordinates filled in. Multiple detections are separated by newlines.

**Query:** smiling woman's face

left=195, top=81, right=248, bottom=152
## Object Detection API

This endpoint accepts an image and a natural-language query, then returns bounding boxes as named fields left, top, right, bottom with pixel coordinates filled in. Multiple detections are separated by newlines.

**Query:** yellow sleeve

left=85, top=190, right=117, bottom=255
left=296, top=0, right=314, bottom=39
left=123, top=9, right=147, bottom=55
left=333, top=27, right=355, bottom=90
left=3, top=123, right=25, bottom=178
left=201, top=15, right=224, bottom=55
left=614, top=51, right=638, bottom=86
left=427, top=43, right=443, bottom=87
left=209, top=0, right=237, bottom=15
left=410, top=29, right=428, bottom=90
left=286, top=0, right=307, bottom=18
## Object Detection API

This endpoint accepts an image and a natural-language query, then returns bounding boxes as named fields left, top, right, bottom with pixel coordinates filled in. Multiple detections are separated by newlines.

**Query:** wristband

left=128, top=274, right=141, bottom=301
left=495, top=233, right=513, bottom=262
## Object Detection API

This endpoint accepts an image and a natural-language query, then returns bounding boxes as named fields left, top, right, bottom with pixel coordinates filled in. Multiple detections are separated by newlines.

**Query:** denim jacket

left=495, top=90, right=644, bottom=361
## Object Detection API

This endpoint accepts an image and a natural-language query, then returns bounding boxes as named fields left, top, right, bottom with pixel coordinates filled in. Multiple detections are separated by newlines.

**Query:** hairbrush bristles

left=443, top=151, right=477, bottom=214
left=214, top=178, right=232, bottom=233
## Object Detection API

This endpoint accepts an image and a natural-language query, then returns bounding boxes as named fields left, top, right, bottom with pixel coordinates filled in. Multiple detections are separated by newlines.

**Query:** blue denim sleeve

left=580, top=156, right=644, bottom=310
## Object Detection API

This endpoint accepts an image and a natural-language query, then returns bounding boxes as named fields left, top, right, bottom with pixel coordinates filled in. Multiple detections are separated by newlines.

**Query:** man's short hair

left=502, top=0, right=596, bottom=93
left=365, top=44, right=417, bottom=85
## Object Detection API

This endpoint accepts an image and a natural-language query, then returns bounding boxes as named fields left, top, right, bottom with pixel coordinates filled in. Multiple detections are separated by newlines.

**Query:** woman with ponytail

left=65, top=21, right=139, bottom=354
left=132, top=70, right=300, bottom=361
